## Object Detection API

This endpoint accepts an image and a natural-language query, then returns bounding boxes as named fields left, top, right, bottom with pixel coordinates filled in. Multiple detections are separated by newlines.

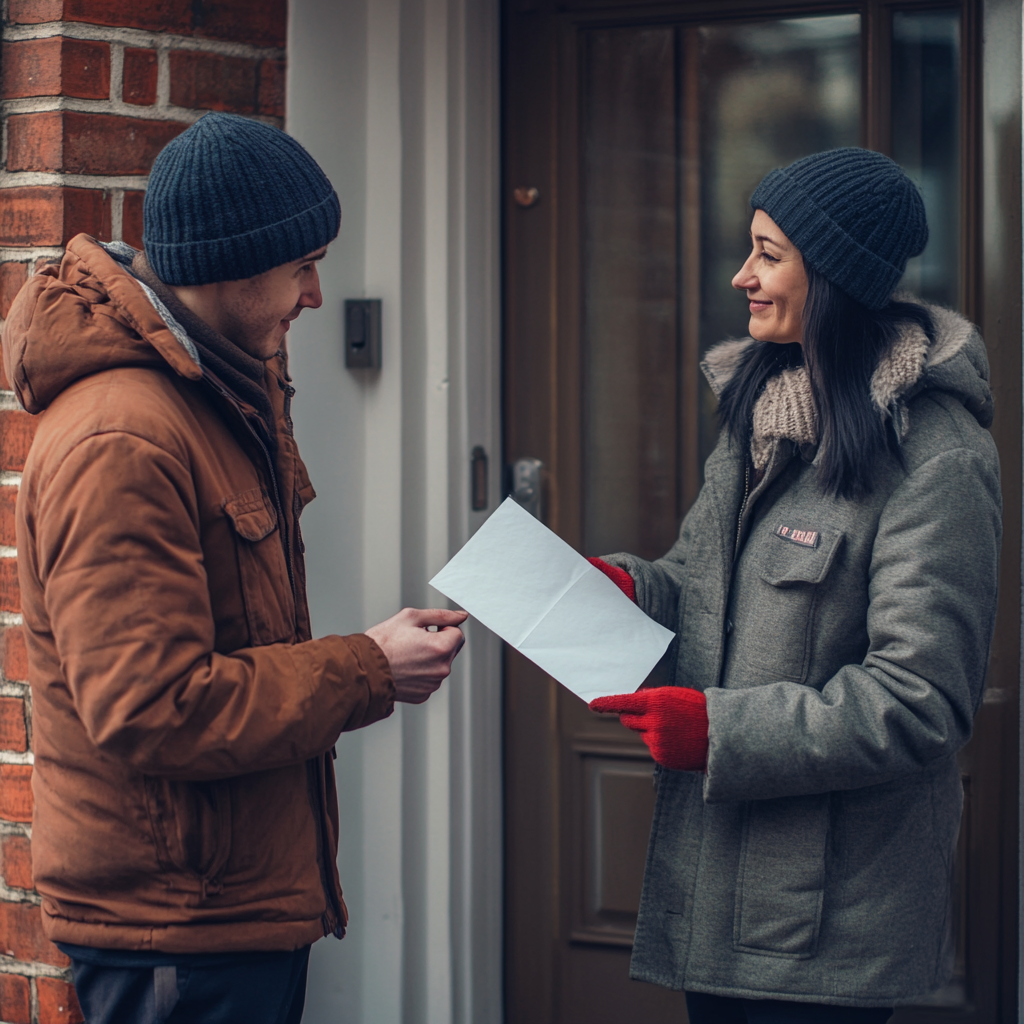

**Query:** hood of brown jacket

left=2, top=234, right=203, bottom=415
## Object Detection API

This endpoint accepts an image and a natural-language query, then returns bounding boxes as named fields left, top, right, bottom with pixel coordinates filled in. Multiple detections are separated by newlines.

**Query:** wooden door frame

left=502, top=1, right=1020, bottom=1020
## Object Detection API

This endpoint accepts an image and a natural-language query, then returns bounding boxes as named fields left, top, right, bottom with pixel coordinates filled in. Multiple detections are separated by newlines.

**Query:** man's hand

left=365, top=608, right=468, bottom=704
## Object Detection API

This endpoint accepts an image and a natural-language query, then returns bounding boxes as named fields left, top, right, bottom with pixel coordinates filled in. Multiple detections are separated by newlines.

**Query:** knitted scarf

left=745, top=323, right=934, bottom=469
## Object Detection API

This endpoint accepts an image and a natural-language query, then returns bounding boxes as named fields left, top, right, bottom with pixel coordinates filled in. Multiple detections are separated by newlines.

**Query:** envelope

left=429, top=497, right=674, bottom=703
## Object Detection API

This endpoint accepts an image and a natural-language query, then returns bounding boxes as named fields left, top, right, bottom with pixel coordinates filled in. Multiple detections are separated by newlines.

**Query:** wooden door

left=502, top=2, right=1020, bottom=1022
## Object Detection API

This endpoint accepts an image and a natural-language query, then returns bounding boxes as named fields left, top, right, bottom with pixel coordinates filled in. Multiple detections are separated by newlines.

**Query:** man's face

left=215, top=248, right=327, bottom=360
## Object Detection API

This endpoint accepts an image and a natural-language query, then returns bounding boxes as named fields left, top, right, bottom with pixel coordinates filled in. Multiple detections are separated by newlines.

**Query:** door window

left=579, top=8, right=966, bottom=560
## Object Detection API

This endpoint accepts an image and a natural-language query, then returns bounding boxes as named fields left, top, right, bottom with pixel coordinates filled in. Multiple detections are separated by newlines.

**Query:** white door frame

left=285, top=2, right=503, bottom=1022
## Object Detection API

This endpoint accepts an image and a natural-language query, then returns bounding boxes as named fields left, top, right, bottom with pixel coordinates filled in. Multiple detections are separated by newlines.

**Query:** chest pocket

left=732, top=527, right=844, bottom=685
left=223, top=487, right=295, bottom=646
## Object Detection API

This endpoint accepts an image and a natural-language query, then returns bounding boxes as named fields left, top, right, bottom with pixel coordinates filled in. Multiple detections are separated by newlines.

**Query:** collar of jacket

left=130, top=251, right=279, bottom=452
left=700, top=300, right=990, bottom=469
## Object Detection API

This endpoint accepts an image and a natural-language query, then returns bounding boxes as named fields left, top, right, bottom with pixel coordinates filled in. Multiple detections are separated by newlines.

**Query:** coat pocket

left=733, top=527, right=844, bottom=684
left=143, top=777, right=232, bottom=899
left=223, top=487, right=295, bottom=646
left=733, top=793, right=829, bottom=958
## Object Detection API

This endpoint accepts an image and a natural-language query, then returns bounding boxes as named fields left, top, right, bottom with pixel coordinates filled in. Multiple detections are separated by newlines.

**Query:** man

left=1, top=113, right=466, bottom=1023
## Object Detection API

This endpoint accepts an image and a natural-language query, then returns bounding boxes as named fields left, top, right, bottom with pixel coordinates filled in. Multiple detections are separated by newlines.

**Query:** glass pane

left=698, top=15, right=861, bottom=472
left=891, top=10, right=962, bottom=309
left=580, top=16, right=863, bottom=557
left=581, top=27, right=679, bottom=560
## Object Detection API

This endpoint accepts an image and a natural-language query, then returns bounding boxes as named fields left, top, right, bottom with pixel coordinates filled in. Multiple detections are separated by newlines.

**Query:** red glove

left=587, top=556, right=636, bottom=602
left=589, top=687, right=709, bottom=772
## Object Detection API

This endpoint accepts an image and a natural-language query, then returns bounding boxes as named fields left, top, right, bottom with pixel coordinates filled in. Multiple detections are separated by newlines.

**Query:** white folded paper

left=429, top=497, right=674, bottom=703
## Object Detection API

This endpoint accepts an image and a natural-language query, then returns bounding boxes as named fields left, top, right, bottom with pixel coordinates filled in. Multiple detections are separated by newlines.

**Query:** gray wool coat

left=604, top=303, right=1001, bottom=1007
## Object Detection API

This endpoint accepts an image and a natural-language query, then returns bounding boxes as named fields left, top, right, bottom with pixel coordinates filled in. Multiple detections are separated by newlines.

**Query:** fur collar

left=700, top=302, right=981, bottom=468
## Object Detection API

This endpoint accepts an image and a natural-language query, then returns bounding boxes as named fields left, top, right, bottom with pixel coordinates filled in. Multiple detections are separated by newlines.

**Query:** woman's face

left=731, top=209, right=808, bottom=346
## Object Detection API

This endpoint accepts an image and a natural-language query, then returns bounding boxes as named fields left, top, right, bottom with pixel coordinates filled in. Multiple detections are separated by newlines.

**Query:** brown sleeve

left=29, top=431, right=394, bottom=780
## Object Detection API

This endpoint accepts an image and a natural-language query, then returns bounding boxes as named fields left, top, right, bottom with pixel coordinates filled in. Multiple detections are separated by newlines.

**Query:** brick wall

left=0, top=3, right=286, bottom=1021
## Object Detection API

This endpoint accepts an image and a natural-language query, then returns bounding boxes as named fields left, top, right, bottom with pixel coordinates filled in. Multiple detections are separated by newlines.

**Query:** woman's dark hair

left=718, top=265, right=934, bottom=500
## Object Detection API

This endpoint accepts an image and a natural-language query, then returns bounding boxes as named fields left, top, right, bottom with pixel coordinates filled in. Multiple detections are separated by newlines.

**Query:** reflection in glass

left=581, top=28, right=679, bottom=560
left=580, top=16, right=865, bottom=558
left=698, top=15, right=861, bottom=470
left=892, top=10, right=962, bottom=308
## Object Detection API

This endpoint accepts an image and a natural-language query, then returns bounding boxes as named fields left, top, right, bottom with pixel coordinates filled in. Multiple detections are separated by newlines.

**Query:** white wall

left=285, top=2, right=502, bottom=1022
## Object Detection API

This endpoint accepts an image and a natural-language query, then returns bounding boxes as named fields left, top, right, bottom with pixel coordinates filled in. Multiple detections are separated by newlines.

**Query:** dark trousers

left=686, top=991, right=893, bottom=1024
left=66, top=946, right=310, bottom=1024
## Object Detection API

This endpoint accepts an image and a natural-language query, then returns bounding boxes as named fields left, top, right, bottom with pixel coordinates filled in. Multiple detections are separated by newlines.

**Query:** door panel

left=503, top=2, right=1019, bottom=1022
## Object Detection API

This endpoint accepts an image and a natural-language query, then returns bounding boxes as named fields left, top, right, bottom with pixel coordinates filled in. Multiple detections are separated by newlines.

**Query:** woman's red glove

left=587, top=556, right=636, bottom=602
left=589, top=687, right=709, bottom=772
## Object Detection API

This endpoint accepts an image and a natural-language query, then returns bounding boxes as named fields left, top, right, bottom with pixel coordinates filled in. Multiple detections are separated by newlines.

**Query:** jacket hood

left=701, top=300, right=994, bottom=434
left=1, top=234, right=202, bottom=414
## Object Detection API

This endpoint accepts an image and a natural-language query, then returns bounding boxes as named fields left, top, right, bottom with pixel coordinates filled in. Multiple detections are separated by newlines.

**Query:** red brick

left=0, top=903, right=68, bottom=966
left=0, top=187, right=111, bottom=247
left=169, top=50, right=258, bottom=114
left=0, top=560, right=19, bottom=615
left=62, top=0, right=193, bottom=34
left=8, top=0, right=285, bottom=47
left=0, top=486, right=15, bottom=549
left=1, top=263, right=30, bottom=321
left=123, top=48, right=158, bottom=106
left=258, top=59, right=285, bottom=118
left=193, top=0, right=287, bottom=48
left=65, top=114, right=183, bottom=176
left=8, top=112, right=184, bottom=176
left=0, top=38, right=61, bottom=99
left=0, top=39, right=109, bottom=101
left=2, top=627, right=29, bottom=684
left=7, top=0, right=64, bottom=23
left=60, top=40, right=111, bottom=101
left=1, top=834, right=33, bottom=890
left=122, top=191, right=145, bottom=250
left=65, top=187, right=112, bottom=243
left=0, top=698, right=27, bottom=753
left=6, top=111, right=63, bottom=173
left=0, top=765, right=32, bottom=822
left=0, top=972, right=30, bottom=1024
left=0, top=187, right=65, bottom=246
left=37, top=977, right=84, bottom=1024
left=0, top=411, right=36, bottom=473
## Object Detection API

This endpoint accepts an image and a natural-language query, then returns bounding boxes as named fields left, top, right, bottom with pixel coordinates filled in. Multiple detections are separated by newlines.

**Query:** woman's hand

left=587, top=557, right=636, bottom=602
left=366, top=608, right=468, bottom=704
left=590, top=686, right=709, bottom=772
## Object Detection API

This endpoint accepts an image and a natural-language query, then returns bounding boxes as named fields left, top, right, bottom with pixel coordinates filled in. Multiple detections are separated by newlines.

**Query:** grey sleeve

left=600, top=514, right=693, bottom=634
left=704, top=446, right=1002, bottom=803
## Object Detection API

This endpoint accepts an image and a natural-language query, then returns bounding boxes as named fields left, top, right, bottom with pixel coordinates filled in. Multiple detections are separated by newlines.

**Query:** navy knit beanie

left=143, top=112, right=341, bottom=286
left=750, top=148, right=928, bottom=310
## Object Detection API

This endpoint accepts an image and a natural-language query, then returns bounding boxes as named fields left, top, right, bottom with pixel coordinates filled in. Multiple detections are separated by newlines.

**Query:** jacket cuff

left=339, top=633, right=395, bottom=730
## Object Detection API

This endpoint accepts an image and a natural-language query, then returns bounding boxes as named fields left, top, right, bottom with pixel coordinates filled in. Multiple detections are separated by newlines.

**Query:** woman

left=590, top=148, right=1001, bottom=1023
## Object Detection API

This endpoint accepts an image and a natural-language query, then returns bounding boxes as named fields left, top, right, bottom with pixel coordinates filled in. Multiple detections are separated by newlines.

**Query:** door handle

left=510, top=457, right=543, bottom=520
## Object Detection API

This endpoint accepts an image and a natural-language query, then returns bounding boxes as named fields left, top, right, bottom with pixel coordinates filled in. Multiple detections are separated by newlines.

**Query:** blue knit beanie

left=143, top=112, right=341, bottom=285
left=750, top=148, right=928, bottom=310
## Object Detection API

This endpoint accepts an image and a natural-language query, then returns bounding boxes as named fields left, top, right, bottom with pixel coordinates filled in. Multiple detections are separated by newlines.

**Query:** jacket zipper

left=202, top=371, right=343, bottom=937
left=734, top=465, right=750, bottom=559
left=310, top=755, right=346, bottom=938
left=202, top=374, right=296, bottom=598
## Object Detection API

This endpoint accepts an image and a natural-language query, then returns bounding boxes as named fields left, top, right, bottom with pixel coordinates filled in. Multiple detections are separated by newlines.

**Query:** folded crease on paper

left=428, top=497, right=674, bottom=703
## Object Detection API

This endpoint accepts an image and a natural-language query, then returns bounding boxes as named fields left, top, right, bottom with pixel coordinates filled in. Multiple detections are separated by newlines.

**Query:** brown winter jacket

left=1, top=234, right=394, bottom=953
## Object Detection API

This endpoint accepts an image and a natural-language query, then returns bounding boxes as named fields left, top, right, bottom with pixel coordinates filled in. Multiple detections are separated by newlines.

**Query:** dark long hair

left=718, top=266, right=934, bottom=500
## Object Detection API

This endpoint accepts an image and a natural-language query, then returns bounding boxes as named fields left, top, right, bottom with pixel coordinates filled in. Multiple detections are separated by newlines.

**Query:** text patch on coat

left=775, top=525, right=819, bottom=548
